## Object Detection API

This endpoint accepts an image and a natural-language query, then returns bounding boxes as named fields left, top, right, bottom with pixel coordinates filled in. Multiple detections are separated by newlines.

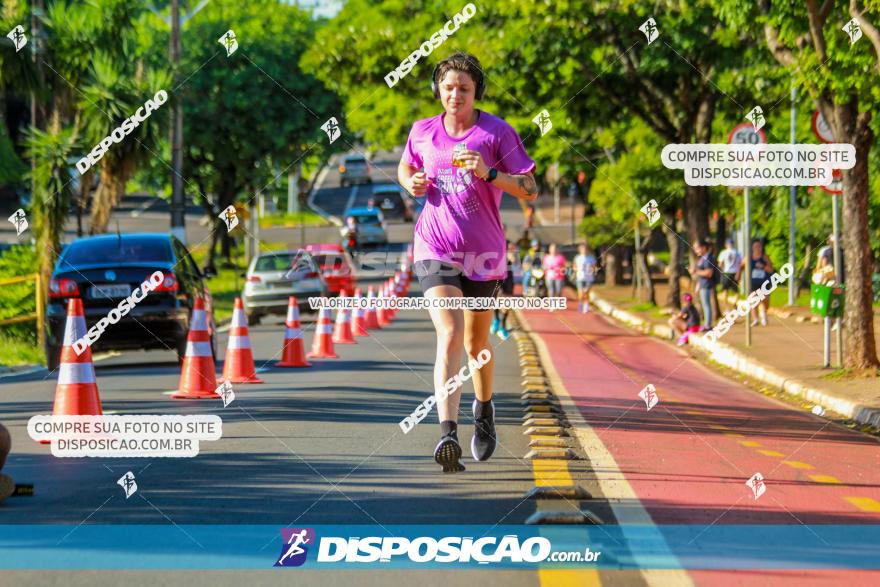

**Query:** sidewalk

left=589, top=281, right=880, bottom=427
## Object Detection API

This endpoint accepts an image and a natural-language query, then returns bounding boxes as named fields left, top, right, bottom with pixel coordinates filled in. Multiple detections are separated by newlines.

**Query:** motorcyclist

left=342, top=215, right=359, bottom=253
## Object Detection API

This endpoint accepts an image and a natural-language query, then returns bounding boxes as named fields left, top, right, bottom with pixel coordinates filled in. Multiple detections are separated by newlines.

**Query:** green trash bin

left=810, top=283, right=845, bottom=318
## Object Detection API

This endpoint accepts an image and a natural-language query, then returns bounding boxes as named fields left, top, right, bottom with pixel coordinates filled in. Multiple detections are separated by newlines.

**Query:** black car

left=45, top=233, right=216, bottom=370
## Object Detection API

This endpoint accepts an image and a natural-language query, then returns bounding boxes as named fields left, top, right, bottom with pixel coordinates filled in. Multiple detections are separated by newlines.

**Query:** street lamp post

left=169, top=0, right=186, bottom=244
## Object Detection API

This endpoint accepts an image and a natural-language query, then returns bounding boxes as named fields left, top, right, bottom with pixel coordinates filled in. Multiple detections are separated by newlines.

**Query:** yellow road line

left=532, top=456, right=575, bottom=487
left=539, top=569, right=602, bottom=587
left=809, top=475, right=841, bottom=484
left=738, top=440, right=762, bottom=447
left=757, top=450, right=785, bottom=457
left=782, top=460, right=814, bottom=470
left=845, top=497, right=880, bottom=512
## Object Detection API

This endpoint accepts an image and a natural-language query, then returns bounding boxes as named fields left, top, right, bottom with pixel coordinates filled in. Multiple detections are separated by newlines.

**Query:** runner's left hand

left=458, top=150, right=489, bottom=179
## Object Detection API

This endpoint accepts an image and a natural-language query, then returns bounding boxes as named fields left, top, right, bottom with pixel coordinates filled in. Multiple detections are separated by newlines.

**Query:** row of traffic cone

left=46, top=256, right=415, bottom=414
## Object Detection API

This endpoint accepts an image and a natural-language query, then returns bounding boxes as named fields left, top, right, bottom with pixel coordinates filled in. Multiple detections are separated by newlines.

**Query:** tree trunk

left=835, top=102, right=879, bottom=370
left=716, top=215, right=727, bottom=252
left=663, top=211, right=683, bottom=308
left=684, top=184, right=709, bottom=255
left=636, top=231, right=655, bottom=304
left=89, top=161, right=133, bottom=234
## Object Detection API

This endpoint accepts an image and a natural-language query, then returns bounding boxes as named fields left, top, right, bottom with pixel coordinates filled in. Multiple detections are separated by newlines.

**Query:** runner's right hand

left=409, top=171, right=428, bottom=197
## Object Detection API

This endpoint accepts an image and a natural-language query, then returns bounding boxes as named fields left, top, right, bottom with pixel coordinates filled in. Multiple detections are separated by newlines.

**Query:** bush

left=0, top=244, right=39, bottom=343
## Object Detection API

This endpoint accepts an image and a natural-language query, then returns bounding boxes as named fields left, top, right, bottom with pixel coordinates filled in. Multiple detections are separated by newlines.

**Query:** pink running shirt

left=402, top=109, right=536, bottom=280
left=542, top=253, right=566, bottom=281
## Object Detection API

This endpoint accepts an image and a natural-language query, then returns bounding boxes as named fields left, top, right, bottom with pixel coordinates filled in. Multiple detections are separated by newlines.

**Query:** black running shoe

left=471, top=399, right=497, bottom=461
left=434, top=430, right=465, bottom=473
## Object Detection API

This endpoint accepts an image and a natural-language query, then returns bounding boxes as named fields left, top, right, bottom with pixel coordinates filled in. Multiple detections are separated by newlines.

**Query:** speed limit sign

left=812, top=110, right=834, bottom=143
left=820, top=169, right=843, bottom=195
left=727, top=122, right=767, bottom=145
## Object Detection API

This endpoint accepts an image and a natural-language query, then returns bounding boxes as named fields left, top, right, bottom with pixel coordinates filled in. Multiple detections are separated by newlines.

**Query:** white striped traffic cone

left=364, top=286, right=381, bottom=329
left=221, top=297, right=263, bottom=383
left=351, top=288, right=369, bottom=337
left=332, top=290, right=357, bottom=344
left=45, top=298, right=103, bottom=442
left=172, top=298, right=219, bottom=399
left=276, top=296, right=311, bottom=368
left=307, top=307, right=338, bottom=358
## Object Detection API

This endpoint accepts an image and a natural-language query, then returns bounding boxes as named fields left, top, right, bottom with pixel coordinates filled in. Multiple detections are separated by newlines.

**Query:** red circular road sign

left=820, top=169, right=843, bottom=195
left=812, top=110, right=834, bottom=143
left=727, top=122, right=767, bottom=145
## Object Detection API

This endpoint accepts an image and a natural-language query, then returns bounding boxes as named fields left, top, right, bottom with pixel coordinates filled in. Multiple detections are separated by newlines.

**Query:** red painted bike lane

left=518, top=303, right=880, bottom=585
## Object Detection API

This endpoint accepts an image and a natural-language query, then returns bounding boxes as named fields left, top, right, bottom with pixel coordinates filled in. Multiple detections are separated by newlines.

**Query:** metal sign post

left=832, top=193, right=843, bottom=367
left=728, top=123, right=766, bottom=347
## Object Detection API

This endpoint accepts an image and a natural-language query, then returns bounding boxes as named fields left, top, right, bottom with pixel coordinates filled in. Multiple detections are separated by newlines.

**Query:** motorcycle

left=342, top=229, right=359, bottom=255
left=525, top=267, right=548, bottom=298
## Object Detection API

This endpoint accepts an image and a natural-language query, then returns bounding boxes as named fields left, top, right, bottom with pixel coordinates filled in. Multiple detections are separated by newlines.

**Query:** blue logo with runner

left=274, top=528, right=315, bottom=567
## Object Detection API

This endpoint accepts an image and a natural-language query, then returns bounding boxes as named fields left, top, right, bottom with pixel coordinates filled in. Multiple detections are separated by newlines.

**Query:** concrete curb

left=589, top=291, right=880, bottom=428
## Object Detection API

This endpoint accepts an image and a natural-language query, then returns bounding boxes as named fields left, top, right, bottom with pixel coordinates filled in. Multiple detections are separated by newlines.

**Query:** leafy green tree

left=716, top=0, right=880, bottom=370
left=179, top=0, right=341, bottom=269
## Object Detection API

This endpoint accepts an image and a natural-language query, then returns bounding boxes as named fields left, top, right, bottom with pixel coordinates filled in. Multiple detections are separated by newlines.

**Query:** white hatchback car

left=242, top=250, right=328, bottom=324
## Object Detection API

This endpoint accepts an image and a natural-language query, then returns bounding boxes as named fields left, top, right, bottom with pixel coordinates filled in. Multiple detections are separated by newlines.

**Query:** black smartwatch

left=485, top=167, right=498, bottom=183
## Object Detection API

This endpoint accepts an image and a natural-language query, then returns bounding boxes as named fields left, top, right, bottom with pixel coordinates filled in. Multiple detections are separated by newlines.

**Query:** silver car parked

left=242, top=250, right=328, bottom=325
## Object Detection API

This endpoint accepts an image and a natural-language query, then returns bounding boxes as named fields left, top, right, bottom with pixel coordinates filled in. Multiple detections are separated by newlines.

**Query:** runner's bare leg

left=425, top=285, right=465, bottom=423
left=464, top=309, right=495, bottom=402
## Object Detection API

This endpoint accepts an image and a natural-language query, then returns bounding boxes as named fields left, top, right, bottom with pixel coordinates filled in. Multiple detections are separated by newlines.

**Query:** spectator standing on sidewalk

left=524, top=203, right=535, bottom=230
left=736, top=238, right=774, bottom=326
left=693, top=238, right=718, bottom=330
left=717, top=238, right=742, bottom=312
left=542, top=243, right=567, bottom=300
left=574, top=243, right=597, bottom=313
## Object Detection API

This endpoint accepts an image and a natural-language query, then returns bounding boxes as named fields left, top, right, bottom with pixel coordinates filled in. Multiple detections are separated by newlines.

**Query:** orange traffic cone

left=365, top=286, right=381, bottom=329
left=45, top=299, right=103, bottom=442
left=352, top=288, right=369, bottom=336
left=332, top=291, right=357, bottom=344
left=172, top=298, right=219, bottom=399
left=221, top=297, right=263, bottom=384
left=308, top=307, right=338, bottom=359
left=377, top=284, right=392, bottom=326
left=276, top=296, right=311, bottom=368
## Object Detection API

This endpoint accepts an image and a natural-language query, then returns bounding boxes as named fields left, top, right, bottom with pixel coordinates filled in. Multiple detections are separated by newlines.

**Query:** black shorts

left=414, top=260, right=503, bottom=312
left=719, top=272, right=738, bottom=292
left=501, top=270, right=515, bottom=295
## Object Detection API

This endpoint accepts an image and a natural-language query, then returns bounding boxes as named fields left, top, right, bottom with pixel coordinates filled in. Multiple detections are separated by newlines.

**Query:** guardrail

left=0, top=273, right=45, bottom=349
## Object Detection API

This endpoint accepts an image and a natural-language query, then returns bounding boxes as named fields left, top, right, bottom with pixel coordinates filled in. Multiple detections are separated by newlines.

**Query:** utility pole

left=788, top=79, right=797, bottom=305
left=169, top=0, right=186, bottom=243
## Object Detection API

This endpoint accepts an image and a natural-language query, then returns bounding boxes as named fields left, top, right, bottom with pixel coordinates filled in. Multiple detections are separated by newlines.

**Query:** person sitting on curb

left=669, top=293, right=702, bottom=346
left=0, top=423, right=13, bottom=502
